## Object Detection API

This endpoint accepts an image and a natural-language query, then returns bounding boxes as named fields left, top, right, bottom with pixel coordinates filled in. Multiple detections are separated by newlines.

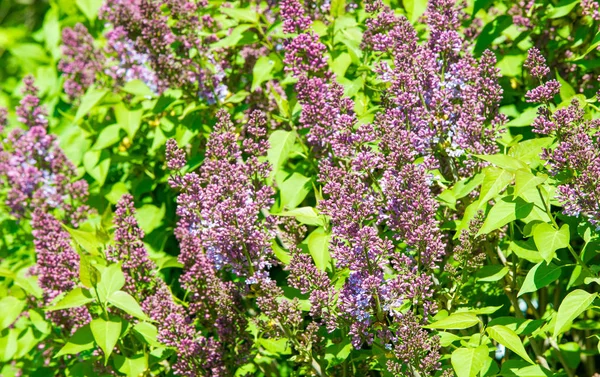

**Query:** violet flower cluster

left=363, top=0, right=505, bottom=179
left=165, top=110, right=277, bottom=375
left=30, top=209, right=90, bottom=333
left=0, top=76, right=90, bottom=224
left=526, top=48, right=600, bottom=227
left=279, top=2, right=484, bottom=374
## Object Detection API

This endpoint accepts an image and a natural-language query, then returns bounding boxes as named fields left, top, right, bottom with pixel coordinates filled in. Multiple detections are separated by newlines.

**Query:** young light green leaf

left=55, top=324, right=95, bottom=357
left=554, top=289, right=597, bottom=338
left=487, top=325, right=534, bottom=364
left=547, top=0, right=580, bottom=19
left=508, top=137, right=553, bottom=169
left=251, top=56, right=275, bottom=91
left=279, top=172, right=311, bottom=210
left=90, top=316, right=122, bottom=364
left=514, top=169, right=547, bottom=198
left=74, top=86, right=108, bottom=124
left=92, top=124, right=122, bottom=150
left=76, top=0, right=104, bottom=21
left=96, top=263, right=126, bottom=303
left=304, top=227, right=331, bottom=272
left=451, top=345, right=489, bottom=377
left=476, top=265, right=509, bottom=282
left=267, top=130, right=296, bottom=176
left=403, top=0, right=428, bottom=22
left=518, top=262, right=562, bottom=296
left=275, top=207, right=325, bottom=226
left=475, top=154, right=528, bottom=172
left=478, top=167, right=514, bottom=207
left=133, top=322, right=161, bottom=347
left=477, top=197, right=533, bottom=236
left=424, top=312, right=480, bottom=330
left=0, top=297, right=25, bottom=330
left=114, top=104, right=143, bottom=139
left=46, top=288, right=95, bottom=311
left=114, top=354, right=148, bottom=377
left=108, top=291, right=149, bottom=321
left=533, top=223, right=570, bottom=263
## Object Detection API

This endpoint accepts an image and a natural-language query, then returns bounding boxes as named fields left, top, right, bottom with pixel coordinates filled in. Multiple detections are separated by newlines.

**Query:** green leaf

left=257, top=338, right=292, bottom=355
left=556, top=71, right=576, bottom=102
left=518, top=262, right=562, bottom=296
left=0, top=297, right=25, bottom=330
left=452, top=173, right=485, bottom=199
left=74, top=86, right=108, bottom=124
left=424, top=312, right=481, bottom=330
left=510, top=239, right=543, bottom=263
left=133, top=322, right=161, bottom=347
left=79, top=254, right=102, bottom=288
left=251, top=56, right=275, bottom=91
left=267, top=130, right=296, bottom=176
left=114, top=354, right=148, bottom=377
left=304, top=227, right=331, bottom=271
left=476, top=265, right=509, bottom=282
left=96, top=264, right=126, bottom=303
left=46, top=288, right=95, bottom=311
left=279, top=173, right=311, bottom=210
left=135, top=204, right=165, bottom=234
left=0, top=329, right=18, bottom=362
left=108, top=291, right=149, bottom=320
left=533, top=223, right=570, bottom=263
left=475, top=154, right=528, bottom=172
left=477, top=196, right=533, bottom=236
left=330, top=0, right=346, bottom=17
left=403, top=0, right=428, bottom=22
left=554, top=289, right=597, bottom=338
left=272, top=241, right=291, bottom=265
left=221, top=7, right=259, bottom=23
left=64, top=225, right=103, bottom=255
left=547, top=0, right=580, bottom=18
left=114, top=104, right=143, bottom=139
left=451, top=345, right=489, bottom=377
left=514, top=170, right=547, bottom=198
left=122, top=80, right=154, bottom=98
left=55, top=324, right=95, bottom=357
left=90, top=316, right=122, bottom=364
left=76, top=0, right=104, bottom=21
left=478, top=167, right=514, bottom=207
left=487, top=325, right=534, bottom=364
left=28, top=309, right=50, bottom=334
left=83, top=150, right=110, bottom=186
left=276, top=207, right=325, bottom=226
left=224, top=90, right=249, bottom=104
left=92, top=124, right=122, bottom=150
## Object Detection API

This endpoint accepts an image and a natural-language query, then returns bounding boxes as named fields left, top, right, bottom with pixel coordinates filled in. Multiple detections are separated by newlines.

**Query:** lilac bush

left=4, top=0, right=600, bottom=376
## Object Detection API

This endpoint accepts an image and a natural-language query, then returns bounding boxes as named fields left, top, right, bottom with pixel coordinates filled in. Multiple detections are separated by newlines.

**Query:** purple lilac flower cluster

left=165, top=110, right=276, bottom=374
left=30, top=209, right=90, bottom=333
left=60, top=22, right=159, bottom=100
left=364, top=0, right=505, bottom=179
left=526, top=49, right=600, bottom=226
left=0, top=76, right=89, bottom=224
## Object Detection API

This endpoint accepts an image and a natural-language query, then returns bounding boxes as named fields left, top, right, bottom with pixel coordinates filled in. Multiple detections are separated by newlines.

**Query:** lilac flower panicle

left=284, top=32, right=329, bottom=78
left=524, top=47, right=551, bottom=79
left=280, top=0, right=312, bottom=33
left=16, top=75, right=48, bottom=129
left=533, top=100, right=600, bottom=226
left=165, top=138, right=187, bottom=170
left=59, top=24, right=105, bottom=100
left=526, top=79, right=561, bottom=103
left=31, top=210, right=90, bottom=333
left=0, top=78, right=90, bottom=223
